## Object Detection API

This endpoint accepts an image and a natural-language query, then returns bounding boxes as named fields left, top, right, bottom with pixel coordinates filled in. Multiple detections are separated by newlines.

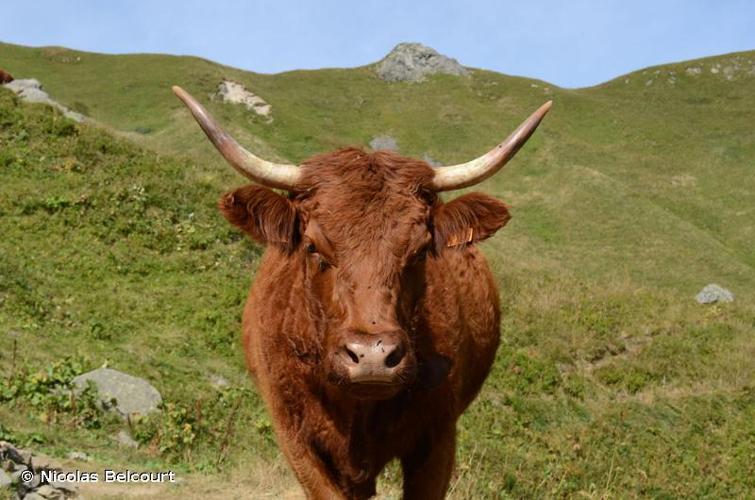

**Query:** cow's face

left=220, top=149, right=511, bottom=399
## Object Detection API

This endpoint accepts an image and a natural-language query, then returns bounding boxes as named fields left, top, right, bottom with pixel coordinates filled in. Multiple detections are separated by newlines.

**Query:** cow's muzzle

left=333, top=330, right=415, bottom=397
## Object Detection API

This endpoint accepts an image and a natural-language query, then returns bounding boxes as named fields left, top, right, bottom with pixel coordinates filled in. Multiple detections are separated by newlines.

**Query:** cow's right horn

left=172, top=86, right=301, bottom=190
left=430, top=101, right=552, bottom=191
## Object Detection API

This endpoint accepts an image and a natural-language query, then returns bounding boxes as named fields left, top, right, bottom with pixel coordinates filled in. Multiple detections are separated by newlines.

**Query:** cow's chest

left=306, top=392, right=420, bottom=482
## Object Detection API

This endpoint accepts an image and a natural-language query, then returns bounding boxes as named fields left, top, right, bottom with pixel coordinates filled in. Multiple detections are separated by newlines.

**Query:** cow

left=0, top=69, right=13, bottom=84
left=173, top=85, right=551, bottom=499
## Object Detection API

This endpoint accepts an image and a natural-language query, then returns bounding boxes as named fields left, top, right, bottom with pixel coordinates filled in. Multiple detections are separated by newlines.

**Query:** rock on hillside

left=73, top=368, right=162, bottom=420
left=2, top=78, right=85, bottom=122
left=215, top=79, right=272, bottom=120
left=375, top=43, right=469, bottom=82
left=1, top=441, right=80, bottom=499
left=695, top=284, right=734, bottom=304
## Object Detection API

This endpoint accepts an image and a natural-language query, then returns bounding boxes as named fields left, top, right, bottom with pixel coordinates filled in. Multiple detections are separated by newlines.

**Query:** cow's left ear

left=432, top=193, right=511, bottom=251
left=219, top=185, right=299, bottom=252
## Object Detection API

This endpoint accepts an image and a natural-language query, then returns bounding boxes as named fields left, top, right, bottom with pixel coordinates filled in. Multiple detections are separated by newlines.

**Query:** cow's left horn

left=430, top=101, right=552, bottom=191
left=172, top=86, right=301, bottom=190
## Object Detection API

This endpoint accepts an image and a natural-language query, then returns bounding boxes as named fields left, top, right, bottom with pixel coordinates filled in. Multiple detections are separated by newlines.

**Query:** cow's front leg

left=263, top=394, right=347, bottom=499
left=274, top=415, right=379, bottom=499
left=400, top=425, right=456, bottom=500
left=276, top=435, right=345, bottom=499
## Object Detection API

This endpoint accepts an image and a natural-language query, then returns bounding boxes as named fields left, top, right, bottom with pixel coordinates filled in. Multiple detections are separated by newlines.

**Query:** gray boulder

left=695, top=284, right=734, bottom=304
left=375, top=43, right=469, bottom=82
left=0, top=441, right=80, bottom=498
left=73, top=368, right=162, bottom=419
left=0, top=440, right=29, bottom=464
left=4, top=79, right=49, bottom=103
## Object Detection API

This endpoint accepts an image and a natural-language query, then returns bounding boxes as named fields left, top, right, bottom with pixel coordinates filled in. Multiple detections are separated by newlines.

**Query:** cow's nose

left=343, top=338, right=405, bottom=368
left=339, top=332, right=407, bottom=384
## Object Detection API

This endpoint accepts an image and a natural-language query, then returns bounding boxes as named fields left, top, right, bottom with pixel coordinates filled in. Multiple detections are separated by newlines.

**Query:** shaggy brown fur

left=0, top=69, right=13, bottom=84
left=220, top=148, right=511, bottom=499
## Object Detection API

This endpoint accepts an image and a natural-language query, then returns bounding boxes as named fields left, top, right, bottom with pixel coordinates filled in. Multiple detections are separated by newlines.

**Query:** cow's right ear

left=219, top=185, right=299, bottom=252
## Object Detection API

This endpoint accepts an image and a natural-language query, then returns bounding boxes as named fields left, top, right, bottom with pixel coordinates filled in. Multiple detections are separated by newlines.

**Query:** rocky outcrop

left=1, top=441, right=80, bottom=499
left=375, top=43, right=469, bottom=82
left=215, top=80, right=272, bottom=119
left=2, top=79, right=85, bottom=122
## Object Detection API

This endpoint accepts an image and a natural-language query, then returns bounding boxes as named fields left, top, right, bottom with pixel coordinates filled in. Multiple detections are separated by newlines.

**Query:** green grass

left=1, top=43, right=754, bottom=497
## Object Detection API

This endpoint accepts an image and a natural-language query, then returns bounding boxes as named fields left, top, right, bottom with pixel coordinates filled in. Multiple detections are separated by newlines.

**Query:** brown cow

left=173, top=86, right=550, bottom=499
left=0, top=69, right=14, bottom=84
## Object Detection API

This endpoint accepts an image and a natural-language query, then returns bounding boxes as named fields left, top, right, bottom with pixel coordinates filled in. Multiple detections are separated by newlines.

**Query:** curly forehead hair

left=297, top=147, right=436, bottom=199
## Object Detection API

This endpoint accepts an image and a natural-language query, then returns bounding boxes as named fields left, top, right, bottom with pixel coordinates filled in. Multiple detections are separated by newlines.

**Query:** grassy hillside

left=1, top=43, right=754, bottom=497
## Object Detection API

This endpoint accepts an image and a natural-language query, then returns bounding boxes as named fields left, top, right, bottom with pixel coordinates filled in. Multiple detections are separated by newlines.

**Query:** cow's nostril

left=344, top=346, right=360, bottom=364
left=384, top=345, right=405, bottom=368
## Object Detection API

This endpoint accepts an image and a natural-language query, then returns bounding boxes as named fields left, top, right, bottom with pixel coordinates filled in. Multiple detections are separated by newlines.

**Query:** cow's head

left=173, top=86, right=550, bottom=400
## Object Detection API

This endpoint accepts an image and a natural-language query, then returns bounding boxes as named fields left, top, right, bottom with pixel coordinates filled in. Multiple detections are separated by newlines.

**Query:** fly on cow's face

left=317, top=256, right=329, bottom=272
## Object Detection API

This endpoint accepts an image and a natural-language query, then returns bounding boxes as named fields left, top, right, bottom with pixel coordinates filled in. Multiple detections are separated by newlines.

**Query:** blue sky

left=2, top=1, right=753, bottom=88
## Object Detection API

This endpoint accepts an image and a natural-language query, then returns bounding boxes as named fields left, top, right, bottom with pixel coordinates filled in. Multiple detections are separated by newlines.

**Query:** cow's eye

left=307, top=243, right=318, bottom=254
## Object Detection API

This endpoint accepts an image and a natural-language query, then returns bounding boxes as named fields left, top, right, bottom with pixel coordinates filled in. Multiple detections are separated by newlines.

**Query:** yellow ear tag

left=446, top=227, right=475, bottom=247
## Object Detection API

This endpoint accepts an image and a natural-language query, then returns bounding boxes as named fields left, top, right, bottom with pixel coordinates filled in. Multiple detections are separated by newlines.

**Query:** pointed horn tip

left=538, top=100, right=553, bottom=116
left=171, top=85, right=189, bottom=101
